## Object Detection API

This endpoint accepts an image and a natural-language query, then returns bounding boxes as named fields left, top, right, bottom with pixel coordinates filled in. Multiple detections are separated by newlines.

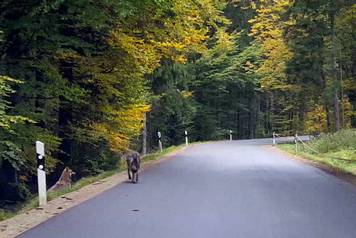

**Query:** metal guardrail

left=272, top=132, right=318, bottom=155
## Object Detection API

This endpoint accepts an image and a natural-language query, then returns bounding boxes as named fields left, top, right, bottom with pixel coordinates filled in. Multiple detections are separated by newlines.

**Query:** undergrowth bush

left=309, top=129, right=356, bottom=153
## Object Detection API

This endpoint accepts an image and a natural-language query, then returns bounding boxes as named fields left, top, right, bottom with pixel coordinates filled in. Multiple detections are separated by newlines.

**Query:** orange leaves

left=305, top=105, right=328, bottom=134
left=94, top=0, right=229, bottom=152
left=249, top=0, right=294, bottom=91
left=92, top=123, right=129, bottom=152
left=92, top=104, right=150, bottom=152
left=109, top=32, right=161, bottom=75
left=108, top=0, right=227, bottom=70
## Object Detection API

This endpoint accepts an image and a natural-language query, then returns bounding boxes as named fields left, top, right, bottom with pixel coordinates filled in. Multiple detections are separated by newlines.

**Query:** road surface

left=19, top=140, right=356, bottom=238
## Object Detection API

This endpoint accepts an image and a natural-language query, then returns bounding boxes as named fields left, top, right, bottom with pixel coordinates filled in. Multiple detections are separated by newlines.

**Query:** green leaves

left=0, top=0, right=354, bottom=205
left=0, top=0, right=233, bottom=204
left=0, top=141, right=23, bottom=171
left=0, top=76, right=32, bottom=131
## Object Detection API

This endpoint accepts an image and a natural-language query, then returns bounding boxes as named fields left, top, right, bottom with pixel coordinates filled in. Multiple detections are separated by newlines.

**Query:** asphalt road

left=19, top=140, right=356, bottom=238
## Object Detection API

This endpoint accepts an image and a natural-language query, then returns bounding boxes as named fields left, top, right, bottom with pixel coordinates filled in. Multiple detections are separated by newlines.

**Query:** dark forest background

left=0, top=0, right=355, bottom=206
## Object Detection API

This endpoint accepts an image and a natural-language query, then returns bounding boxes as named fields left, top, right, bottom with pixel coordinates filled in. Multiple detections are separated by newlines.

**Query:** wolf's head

left=66, top=167, right=76, bottom=177
left=61, top=167, right=76, bottom=182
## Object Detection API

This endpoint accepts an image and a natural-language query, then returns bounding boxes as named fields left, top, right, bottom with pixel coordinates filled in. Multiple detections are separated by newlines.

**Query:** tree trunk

left=142, top=113, right=147, bottom=155
left=58, top=97, right=72, bottom=165
left=331, top=11, right=341, bottom=131
left=270, top=92, right=274, bottom=133
left=249, top=93, right=257, bottom=139
left=339, top=49, right=345, bottom=128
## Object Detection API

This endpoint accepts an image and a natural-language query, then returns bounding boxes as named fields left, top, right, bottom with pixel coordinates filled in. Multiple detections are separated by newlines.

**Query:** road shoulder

left=0, top=146, right=187, bottom=238
left=268, top=145, right=356, bottom=186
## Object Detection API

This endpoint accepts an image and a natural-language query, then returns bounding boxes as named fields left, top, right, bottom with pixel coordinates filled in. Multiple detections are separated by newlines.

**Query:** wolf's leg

left=127, top=168, right=131, bottom=180
left=136, top=172, right=139, bottom=183
left=132, top=172, right=137, bottom=183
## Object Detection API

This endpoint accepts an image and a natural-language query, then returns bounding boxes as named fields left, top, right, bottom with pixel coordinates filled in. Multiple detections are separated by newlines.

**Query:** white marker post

left=36, top=141, right=47, bottom=206
left=272, top=132, right=276, bottom=146
left=185, top=130, right=189, bottom=146
left=229, top=130, right=233, bottom=141
left=157, top=131, right=163, bottom=152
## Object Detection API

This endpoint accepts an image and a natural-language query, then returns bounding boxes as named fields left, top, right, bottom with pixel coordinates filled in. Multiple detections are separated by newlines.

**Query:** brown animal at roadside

left=49, top=167, right=76, bottom=191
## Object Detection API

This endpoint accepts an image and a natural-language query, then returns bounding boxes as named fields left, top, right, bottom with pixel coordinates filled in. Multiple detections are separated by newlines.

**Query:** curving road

left=19, top=140, right=356, bottom=238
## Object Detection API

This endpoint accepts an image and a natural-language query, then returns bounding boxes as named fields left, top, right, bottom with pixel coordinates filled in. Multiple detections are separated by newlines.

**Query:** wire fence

left=295, top=134, right=319, bottom=154
left=272, top=132, right=320, bottom=155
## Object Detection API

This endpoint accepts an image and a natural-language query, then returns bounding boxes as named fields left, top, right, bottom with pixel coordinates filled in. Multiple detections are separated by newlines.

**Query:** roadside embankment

left=277, top=129, right=356, bottom=179
left=0, top=145, right=186, bottom=237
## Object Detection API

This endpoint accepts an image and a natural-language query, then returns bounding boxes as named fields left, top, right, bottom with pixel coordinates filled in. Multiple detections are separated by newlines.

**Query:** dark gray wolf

left=123, top=150, right=141, bottom=183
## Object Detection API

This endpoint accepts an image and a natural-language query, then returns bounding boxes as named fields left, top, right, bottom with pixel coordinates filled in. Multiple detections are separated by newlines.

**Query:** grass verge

left=0, top=144, right=185, bottom=222
left=0, top=169, right=117, bottom=222
left=142, top=144, right=185, bottom=162
left=278, top=129, right=356, bottom=176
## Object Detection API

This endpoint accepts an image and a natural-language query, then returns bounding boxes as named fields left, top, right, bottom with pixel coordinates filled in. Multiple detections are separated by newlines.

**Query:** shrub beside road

left=278, top=129, right=356, bottom=176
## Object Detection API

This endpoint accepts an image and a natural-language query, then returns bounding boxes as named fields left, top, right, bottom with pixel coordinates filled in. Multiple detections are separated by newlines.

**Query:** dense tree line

left=0, top=0, right=355, bottom=206
left=0, top=0, right=226, bottom=204
left=147, top=0, right=356, bottom=147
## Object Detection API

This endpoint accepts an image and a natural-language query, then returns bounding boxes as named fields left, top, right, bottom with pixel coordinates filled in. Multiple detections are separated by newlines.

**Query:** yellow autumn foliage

left=108, top=0, right=227, bottom=71
left=249, top=0, right=295, bottom=91
left=305, top=105, right=328, bottom=134
left=342, top=96, right=355, bottom=129
left=92, top=104, right=150, bottom=152
left=93, top=0, right=228, bottom=152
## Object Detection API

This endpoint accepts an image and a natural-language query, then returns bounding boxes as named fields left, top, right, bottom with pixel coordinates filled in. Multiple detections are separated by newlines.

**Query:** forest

left=0, top=0, right=355, bottom=207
